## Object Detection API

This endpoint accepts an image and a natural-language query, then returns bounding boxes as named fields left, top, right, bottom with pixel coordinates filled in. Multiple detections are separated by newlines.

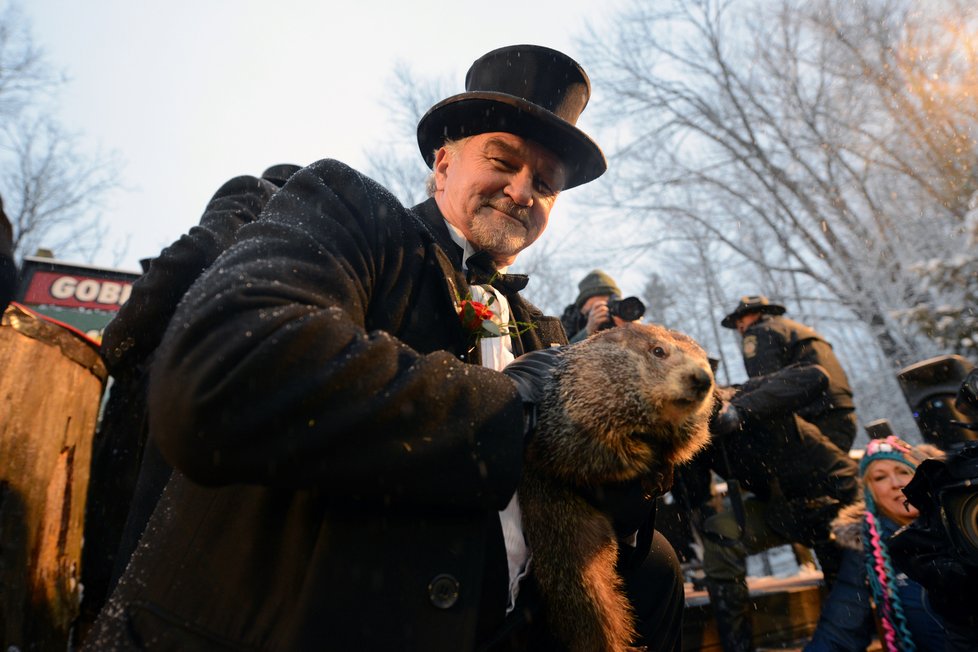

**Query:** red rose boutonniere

left=457, top=286, right=534, bottom=342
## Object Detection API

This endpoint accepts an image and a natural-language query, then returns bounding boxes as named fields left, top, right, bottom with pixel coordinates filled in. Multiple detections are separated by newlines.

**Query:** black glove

left=712, top=401, right=742, bottom=436
left=578, top=467, right=672, bottom=539
left=502, top=347, right=563, bottom=438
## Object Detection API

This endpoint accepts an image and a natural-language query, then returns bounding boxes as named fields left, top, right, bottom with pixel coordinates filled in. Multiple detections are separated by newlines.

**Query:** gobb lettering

left=49, top=276, right=132, bottom=306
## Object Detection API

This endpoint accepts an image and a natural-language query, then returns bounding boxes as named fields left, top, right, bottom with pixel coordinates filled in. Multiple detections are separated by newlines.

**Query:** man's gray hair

left=424, top=137, right=469, bottom=197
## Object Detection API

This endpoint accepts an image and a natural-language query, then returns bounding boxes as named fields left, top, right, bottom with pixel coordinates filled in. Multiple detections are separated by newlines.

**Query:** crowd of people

left=1, top=43, right=977, bottom=652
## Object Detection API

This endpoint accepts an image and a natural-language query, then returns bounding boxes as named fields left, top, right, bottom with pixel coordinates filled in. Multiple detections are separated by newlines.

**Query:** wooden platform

left=682, top=574, right=826, bottom=651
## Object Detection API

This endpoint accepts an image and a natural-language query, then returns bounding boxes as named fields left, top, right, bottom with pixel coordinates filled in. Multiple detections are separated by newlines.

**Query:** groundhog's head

left=531, top=323, right=714, bottom=485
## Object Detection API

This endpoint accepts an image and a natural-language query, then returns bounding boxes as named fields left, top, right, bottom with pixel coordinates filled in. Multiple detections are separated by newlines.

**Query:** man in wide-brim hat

left=88, top=45, right=682, bottom=651
left=718, top=294, right=855, bottom=451
left=719, top=294, right=786, bottom=332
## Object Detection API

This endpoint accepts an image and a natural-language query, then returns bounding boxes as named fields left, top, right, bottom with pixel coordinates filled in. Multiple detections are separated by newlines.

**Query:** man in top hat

left=87, top=46, right=683, bottom=651
left=720, top=295, right=857, bottom=451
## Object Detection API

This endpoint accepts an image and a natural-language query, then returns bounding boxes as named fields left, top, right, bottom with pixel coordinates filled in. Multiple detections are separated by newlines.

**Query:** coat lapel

left=409, top=198, right=567, bottom=360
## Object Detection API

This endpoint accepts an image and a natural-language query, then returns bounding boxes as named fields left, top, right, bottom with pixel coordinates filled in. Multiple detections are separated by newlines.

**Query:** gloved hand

left=712, top=401, right=742, bottom=436
left=577, top=465, right=673, bottom=539
left=502, top=347, right=563, bottom=438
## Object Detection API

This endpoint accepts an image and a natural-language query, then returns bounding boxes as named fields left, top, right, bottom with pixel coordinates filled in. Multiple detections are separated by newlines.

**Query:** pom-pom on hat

left=859, top=435, right=921, bottom=475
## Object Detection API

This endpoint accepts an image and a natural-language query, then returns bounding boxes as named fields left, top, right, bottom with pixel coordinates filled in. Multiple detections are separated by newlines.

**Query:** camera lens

left=609, top=297, right=646, bottom=322
left=945, top=489, right=978, bottom=561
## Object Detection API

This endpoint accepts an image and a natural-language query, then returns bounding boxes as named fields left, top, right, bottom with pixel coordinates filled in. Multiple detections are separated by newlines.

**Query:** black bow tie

left=465, top=250, right=529, bottom=295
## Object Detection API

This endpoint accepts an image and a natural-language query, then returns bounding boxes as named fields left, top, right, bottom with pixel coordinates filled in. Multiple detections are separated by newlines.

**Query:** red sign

left=21, top=270, right=134, bottom=311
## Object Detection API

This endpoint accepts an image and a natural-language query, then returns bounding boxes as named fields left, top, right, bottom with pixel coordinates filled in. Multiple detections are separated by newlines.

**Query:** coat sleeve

left=101, top=175, right=277, bottom=377
left=148, top=159, right=524, bottom=511
left=804, top=549, right=875, bottom=652
left=732, top=363, right=829, bottom=418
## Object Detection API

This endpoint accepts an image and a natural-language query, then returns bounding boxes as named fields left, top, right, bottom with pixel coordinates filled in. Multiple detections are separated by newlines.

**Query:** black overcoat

left=87, top=160, right=568, bottom=651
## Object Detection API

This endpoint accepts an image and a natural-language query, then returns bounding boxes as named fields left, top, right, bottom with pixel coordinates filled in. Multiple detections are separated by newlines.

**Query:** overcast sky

left=23, top=0, right=617, bottom=272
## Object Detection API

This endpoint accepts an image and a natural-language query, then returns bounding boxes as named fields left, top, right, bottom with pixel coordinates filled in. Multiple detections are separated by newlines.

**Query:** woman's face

left=865, top=459, right=919, bottom=526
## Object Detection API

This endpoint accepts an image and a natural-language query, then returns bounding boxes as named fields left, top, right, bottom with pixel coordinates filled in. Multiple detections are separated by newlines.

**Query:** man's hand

left=502, top=348, right=563, bottom=438
left=712, top=401, right=742, bottom=436
left=584, top=300, right=611, bottom=336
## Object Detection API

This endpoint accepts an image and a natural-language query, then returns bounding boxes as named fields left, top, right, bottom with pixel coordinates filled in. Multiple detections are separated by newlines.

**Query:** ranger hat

left=720, top=295, right=786, bottom=329
left=416, top=44, right=607, bottom=190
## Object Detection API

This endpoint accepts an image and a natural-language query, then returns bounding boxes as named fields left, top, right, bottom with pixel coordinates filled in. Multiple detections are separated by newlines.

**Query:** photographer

left=560, top=269, right=645, bottom=343
left=889, top=440, right=978, bottom=651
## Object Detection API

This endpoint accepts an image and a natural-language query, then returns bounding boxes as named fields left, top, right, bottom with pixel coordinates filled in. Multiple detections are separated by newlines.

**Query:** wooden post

left=0, top=303, right=107, bottom=651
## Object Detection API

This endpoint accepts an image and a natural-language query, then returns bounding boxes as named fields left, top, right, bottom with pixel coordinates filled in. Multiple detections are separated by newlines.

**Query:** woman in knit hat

left=805, top=435, right=948, bottom=651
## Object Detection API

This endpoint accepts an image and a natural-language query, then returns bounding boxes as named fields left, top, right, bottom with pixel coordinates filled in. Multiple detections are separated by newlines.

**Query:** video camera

left=897, top=354, right=978, bottom=448
left=604, top=296, right=646, bottom=325
left=902, top=441, right=978, bottom=565
left=889, top=441, right=978, bottom=630
left=888, top=362, right=978, bottom=632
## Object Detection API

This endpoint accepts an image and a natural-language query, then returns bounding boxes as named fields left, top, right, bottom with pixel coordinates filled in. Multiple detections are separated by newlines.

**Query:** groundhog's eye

left=652, top=346, right=667, bottom=358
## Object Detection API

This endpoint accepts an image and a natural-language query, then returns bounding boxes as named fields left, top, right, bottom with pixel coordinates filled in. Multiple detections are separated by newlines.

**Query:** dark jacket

left=80, top=174, right=283, bottom=631
left=741, top=314, right=856, bottom=450
left=0, top=195, right=16, bottom=312
left=87, top=160, right=572, bottom=651
left=805, top=504, right=947, bottom=652
left=706, top=367, right=858, bottom=544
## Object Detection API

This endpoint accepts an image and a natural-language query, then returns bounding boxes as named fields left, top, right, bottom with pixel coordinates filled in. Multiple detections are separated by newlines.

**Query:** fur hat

left=574, top=270, right=621, bottom=310
left=720, top=295, right=786, bottom=329
left=416, top=45, right=607, bottom=190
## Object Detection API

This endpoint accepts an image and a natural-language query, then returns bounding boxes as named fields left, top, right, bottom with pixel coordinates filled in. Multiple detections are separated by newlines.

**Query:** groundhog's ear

left=599, top=326, right=632, bottom=345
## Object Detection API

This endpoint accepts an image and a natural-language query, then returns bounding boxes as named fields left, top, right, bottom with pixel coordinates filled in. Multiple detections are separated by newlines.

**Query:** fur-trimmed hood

left=831, top=501, right=866, bottom=551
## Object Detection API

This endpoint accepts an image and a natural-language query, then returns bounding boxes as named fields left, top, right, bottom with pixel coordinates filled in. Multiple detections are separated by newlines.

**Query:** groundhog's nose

left=687, top=367, right=713, bottom=399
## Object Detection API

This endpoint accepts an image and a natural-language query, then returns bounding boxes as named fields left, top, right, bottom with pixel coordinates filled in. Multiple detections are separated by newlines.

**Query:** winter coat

left=80, top=173, right=283, bottom=631
left=741, top=314, right=857, bottom=450
left=86, top=159, right=577, bottom=651
left=700, top=366, right=859, bottom=545
left=805, top=503, right=947, bottom=652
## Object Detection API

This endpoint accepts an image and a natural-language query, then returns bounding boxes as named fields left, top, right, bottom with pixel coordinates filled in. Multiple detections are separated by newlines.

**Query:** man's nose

left=506, top=169, right=534, bottom=206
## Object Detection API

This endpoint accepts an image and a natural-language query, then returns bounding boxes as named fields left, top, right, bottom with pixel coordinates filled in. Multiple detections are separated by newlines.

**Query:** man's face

left=432, top=132, right=566, bottom=266
left=735, top=312, right=761, bottom=336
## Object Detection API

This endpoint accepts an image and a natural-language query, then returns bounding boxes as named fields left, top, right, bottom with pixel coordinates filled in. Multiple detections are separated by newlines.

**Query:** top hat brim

left=720, top=303, right=786, bottom=329
left=417, top=92, right=607, bottom=190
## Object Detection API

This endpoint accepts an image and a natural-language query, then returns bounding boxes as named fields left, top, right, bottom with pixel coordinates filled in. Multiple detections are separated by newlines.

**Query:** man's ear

left=432, top=147, right=451, bottom=191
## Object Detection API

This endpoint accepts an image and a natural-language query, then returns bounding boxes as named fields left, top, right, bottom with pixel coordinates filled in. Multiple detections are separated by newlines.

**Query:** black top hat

left=416, top=44, right=607, bottom=190
left=720, top=295, right=787, bottom=329
left=261, top=164, right=302, bottom=188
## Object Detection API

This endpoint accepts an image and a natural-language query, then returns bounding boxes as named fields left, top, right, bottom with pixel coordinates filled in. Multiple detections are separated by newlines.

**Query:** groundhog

left=520, top=322, right=715, bottom=652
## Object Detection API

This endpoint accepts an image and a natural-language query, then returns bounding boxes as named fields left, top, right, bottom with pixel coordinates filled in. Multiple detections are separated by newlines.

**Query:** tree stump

left=0, top=303, right=107, bottom=651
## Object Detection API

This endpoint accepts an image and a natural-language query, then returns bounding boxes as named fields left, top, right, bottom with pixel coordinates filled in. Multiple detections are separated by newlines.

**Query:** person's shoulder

left=280, top=159, right=409, bottom=213
left=776, top=316, right=826, bottom=341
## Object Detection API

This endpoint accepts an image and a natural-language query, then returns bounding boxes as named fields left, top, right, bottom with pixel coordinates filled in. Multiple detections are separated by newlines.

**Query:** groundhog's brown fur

left=520, top=323, right=715, bottom=652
